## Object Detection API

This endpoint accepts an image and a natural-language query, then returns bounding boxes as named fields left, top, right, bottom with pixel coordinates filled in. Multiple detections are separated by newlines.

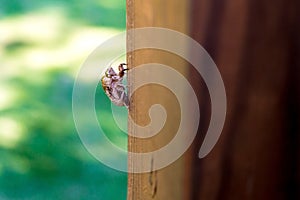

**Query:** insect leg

left=118, top=63, right=128, bottom=77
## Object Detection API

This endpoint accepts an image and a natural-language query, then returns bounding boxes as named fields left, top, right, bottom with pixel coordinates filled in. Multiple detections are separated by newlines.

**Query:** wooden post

left=126, top=0, right=192, bottom=199
left=127, top=0, right=300, bottom=199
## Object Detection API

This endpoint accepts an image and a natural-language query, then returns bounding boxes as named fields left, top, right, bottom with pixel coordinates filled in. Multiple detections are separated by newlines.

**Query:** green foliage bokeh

left=0, top=0, right=127, bottom=199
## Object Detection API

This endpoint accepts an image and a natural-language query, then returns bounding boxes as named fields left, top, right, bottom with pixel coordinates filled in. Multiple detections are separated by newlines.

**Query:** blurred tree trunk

left=190, top=0, right=300, bottom=199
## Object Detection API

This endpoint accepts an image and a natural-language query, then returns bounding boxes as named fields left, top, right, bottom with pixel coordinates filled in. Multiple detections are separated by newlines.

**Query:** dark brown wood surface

left=190, top=0, right=300, bottom=199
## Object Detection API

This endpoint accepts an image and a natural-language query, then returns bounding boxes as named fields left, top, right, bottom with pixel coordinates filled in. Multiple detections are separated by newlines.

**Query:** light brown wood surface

left=126, top=0, right=192, bottom=199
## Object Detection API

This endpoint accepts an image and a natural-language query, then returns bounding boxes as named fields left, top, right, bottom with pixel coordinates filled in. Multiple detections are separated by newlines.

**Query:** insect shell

left=101, top=63, right=129, bottom=108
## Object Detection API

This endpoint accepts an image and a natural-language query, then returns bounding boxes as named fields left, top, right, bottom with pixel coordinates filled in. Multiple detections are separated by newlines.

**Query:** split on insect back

left=100, top=63, right=129, bottom=108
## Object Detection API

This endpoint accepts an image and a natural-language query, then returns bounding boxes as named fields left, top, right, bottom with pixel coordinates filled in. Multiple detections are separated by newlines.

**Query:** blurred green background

left=0, top=0, right=127, bottom=199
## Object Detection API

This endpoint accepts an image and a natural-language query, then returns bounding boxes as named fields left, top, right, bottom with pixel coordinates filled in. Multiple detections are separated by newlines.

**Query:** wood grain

left=127, top=0, right=300, bottom=199
left=126, top=0, right=192, bottom=199
left=190, top=0, right=300, bottom=199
